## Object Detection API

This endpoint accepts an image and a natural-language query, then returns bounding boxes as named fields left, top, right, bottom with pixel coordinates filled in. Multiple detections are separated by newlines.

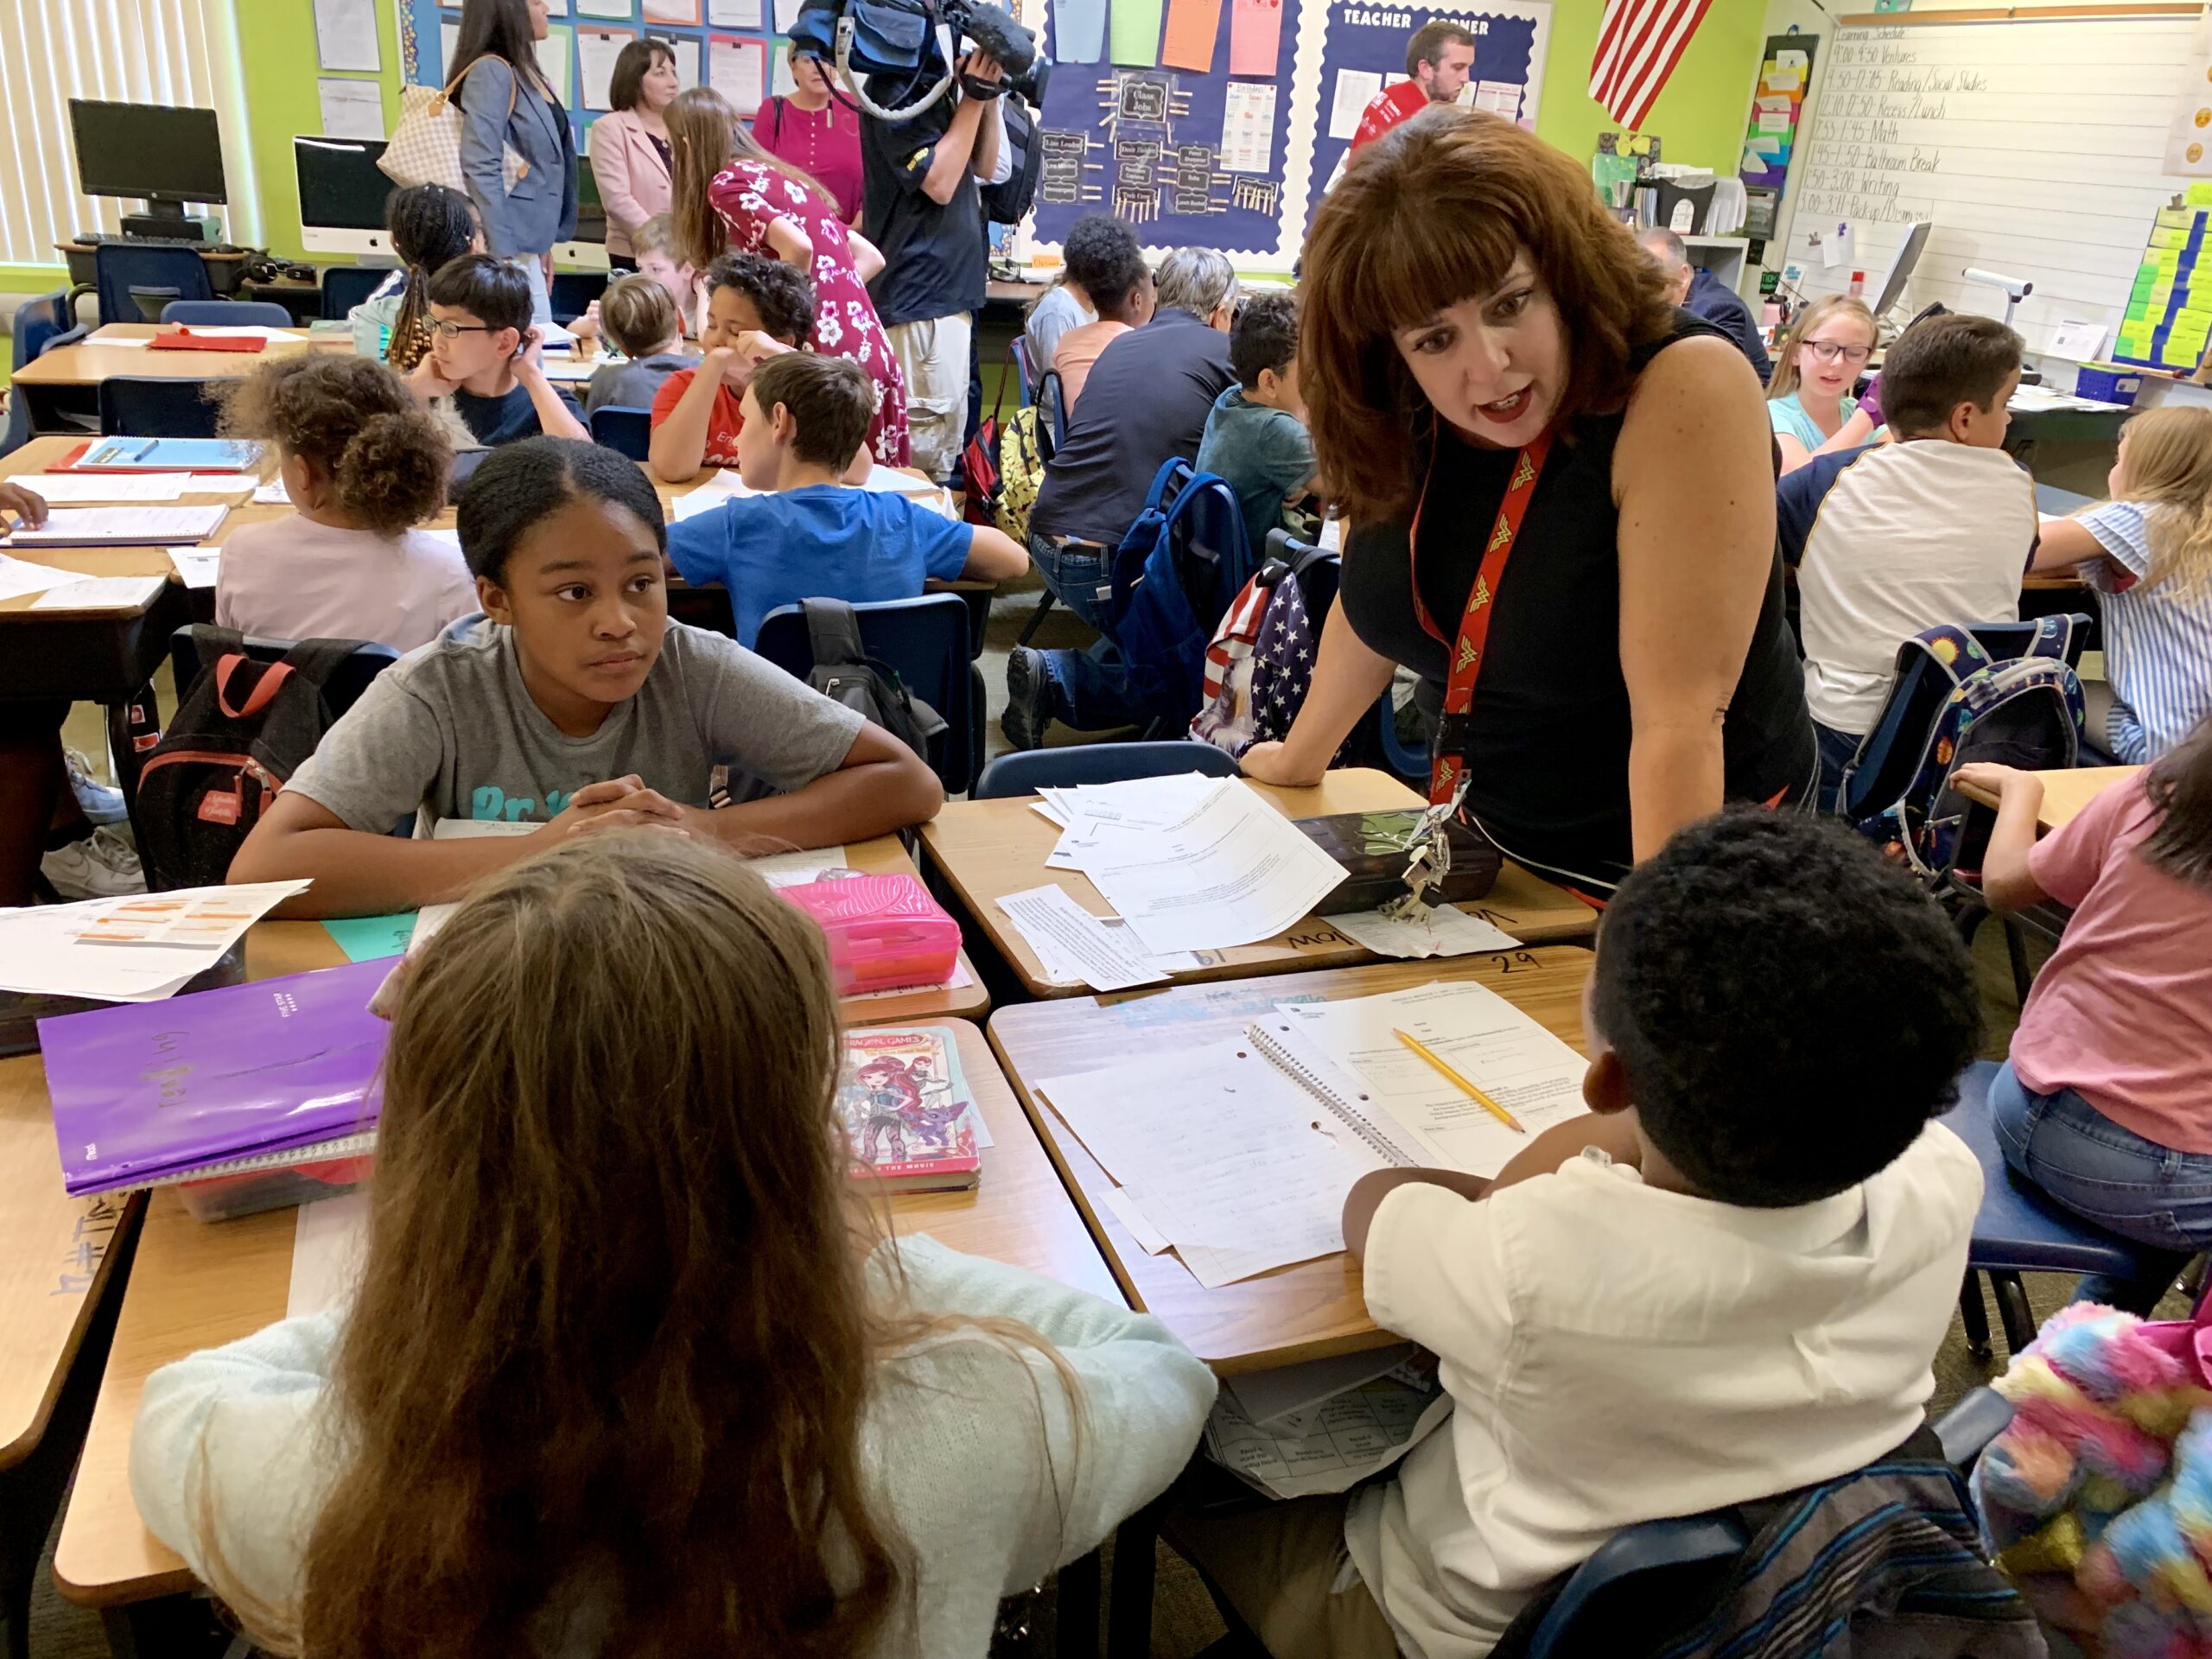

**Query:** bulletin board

left=1031, top=0, right=1299, bottom=257
left=398, top=0, right=799, bottom=143
left=1300, top=0, right=1548, bottom=238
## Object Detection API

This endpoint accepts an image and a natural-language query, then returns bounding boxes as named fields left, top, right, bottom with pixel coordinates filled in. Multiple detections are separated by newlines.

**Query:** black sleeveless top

left=1338, top=312, right=1814, bottom=894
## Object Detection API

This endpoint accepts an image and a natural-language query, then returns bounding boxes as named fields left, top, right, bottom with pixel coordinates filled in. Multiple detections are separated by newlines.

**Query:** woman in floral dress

left=666, top=86, right=910, bottom=467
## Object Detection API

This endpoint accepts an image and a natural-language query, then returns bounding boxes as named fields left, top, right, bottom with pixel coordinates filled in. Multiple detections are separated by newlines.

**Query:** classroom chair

left=1011, top=368, right=1073, bottom=649
left=160, top=300, right=294, bottom=327
left=1940, top=1059, right=2188, bottom=1360
left=98, top=377, right=222, bottom=439
left=549, top=270, right=609, bottom=325
left=753, top=594, right=984, bottom=795
left=165, top=627, right=400, bottom=731
left=973, top=740, right=1238, bottom=799
left=320, top=264, right=388, bottom=321
left=1009, top=334, right=1039, bottom=406
left=588, top=404, right=652, bottom=461
left=1, top=285, right=92, bottom=458
left=93, top=243, right=213, bottom=327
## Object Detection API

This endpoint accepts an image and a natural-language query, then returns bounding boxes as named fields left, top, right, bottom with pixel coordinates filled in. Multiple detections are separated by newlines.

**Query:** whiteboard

left=1787, top=12, right=2196, bottom=358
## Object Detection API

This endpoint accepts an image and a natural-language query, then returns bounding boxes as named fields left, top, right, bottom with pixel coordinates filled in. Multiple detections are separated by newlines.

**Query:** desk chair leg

left=1015, top=590, right=1056, bottom=647
left=1106, top=1511, right=1160, bottom=1659
left=1057, top=1549, right=1102, bottom=1659
left=1959, top=1271, right=1993, bottom=1363
left=1993, top=1271, right=2037, bottom=1356
left=2000, top=918, right=2036, bottom=1008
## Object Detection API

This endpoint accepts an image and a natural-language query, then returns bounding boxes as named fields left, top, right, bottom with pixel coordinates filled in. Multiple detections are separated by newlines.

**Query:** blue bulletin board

left=399, top=0, right=793, bottom=145
left=1032, top=0, right=1300, bottom=257
left=1300, top=0, right=1548, bottom=237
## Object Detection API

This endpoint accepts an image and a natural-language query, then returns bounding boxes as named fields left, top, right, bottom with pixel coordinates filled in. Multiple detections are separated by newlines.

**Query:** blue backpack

left=1103, top=460, right=1259, bottom=728
left=1841, top=616, right=2088, bottom=878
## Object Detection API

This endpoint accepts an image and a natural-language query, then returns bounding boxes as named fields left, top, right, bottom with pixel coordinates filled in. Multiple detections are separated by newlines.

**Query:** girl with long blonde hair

left=1766, top=294, right=1880, bottom=474
left=664, top=85, right=910, bottom=465
left=129, top=831, right=1213, bottom=1658
left=2031, top=404, right=2212, bottom=760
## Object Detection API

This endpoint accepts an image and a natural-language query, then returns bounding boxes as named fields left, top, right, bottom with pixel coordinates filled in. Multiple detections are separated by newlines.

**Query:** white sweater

left=129, top=1235, right=1215, bottom=1656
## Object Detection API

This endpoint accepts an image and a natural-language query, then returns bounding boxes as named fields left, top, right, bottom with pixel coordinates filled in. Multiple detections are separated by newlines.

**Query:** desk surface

left=53, top=1014, right=1109, bottom=1606
left=1955, top=765, right=2140, bottom=832
left=989, top=947, right=1594, bottom=1372
left=245, top=831, right=988, bottom=1025
left=13, top=323, right=348, bottom=388
left=922, top=769, right=1597, bottom=998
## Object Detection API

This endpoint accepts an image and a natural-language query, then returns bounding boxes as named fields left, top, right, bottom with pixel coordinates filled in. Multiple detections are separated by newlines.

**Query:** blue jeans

left=1814, top=721, right=1860, bottom=816
left=1028, top=532, right=1146, bottom=732
left=1987, top=1058, right=2203, bottom=1313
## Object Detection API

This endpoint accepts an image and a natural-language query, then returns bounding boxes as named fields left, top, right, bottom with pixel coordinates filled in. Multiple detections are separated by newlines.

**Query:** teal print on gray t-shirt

left=471, top=785, right=575, bottom=821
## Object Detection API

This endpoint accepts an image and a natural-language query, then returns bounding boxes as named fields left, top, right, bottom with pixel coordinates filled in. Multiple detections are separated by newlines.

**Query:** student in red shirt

left=1962, top=727, right=2212, bottom=1312
left=648, top=252, right=814, bottom=480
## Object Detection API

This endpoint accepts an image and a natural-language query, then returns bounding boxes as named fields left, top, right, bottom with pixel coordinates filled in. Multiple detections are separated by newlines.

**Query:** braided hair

left=383, top=184, right=480, bottom=372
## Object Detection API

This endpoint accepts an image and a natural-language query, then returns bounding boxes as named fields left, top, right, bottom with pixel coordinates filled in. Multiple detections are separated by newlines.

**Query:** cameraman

left=860, top=49, right=1007, bottom=482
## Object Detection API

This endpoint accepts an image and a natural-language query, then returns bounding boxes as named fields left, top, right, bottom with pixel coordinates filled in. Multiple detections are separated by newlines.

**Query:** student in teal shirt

left=1195, top=293, right=1321, bottom=559
left=1769, top=295, right=1880, bottom=474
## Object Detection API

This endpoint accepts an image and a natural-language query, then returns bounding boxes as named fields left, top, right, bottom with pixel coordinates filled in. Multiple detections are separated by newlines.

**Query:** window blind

left=0, top=0, right=256, bottom=267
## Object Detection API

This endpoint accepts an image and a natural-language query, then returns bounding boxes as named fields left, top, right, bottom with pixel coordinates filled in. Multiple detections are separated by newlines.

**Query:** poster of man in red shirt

left=1350, top=19, right=1478, bottom=149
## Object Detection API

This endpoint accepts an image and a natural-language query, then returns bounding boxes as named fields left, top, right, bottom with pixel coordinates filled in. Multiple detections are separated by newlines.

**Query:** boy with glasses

left=1776, top=313, right=2036, bottom=810
left=406, top=254, right=589, bottom=448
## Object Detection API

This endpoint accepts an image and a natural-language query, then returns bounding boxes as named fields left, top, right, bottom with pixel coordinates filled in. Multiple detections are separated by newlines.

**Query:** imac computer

left=69, top=99, right=226, bottom=238
left=295, top=137, right=398, bottom=257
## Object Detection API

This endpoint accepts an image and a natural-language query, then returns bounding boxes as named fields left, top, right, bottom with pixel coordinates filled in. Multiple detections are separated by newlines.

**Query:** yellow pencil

left=1392, top=1027, right=1526, bottom=1134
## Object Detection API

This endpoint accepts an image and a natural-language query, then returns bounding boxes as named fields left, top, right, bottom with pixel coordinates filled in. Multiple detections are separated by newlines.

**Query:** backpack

left=1841, top=616, right=2088, bottom=878
left=797, top=598, right=948, bottom=767
left=134, top=632, right=390, bottom=891
left=981, top=96, right=1042, bottom=225
left=994, top=368, right=1064, bottom=543
left=1192, top=537, right=1345, bottom=759
left=1103, top=460, right=1259, bottom=728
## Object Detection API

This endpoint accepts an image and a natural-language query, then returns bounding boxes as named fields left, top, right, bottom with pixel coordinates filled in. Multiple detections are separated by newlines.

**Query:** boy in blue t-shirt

left=1196, top=292, right=1320, bottom=561
left=664, top=352, right=1026, bottom=647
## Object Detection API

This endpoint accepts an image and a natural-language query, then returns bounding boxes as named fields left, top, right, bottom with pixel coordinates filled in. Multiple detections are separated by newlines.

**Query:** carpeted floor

left=28, top=596, right=2161, bottom=1657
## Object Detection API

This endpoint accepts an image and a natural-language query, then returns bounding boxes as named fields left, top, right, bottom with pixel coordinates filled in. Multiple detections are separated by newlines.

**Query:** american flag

left=1587, top=0, right=1715, bottom=132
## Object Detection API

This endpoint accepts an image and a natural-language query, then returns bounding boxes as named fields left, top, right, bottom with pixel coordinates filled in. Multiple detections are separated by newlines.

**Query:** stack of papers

left=31, top=575, right=170, bottom=612
left=0, top=554, right=83, bottom=602
left=3, top=473, right=192, bottom=503
left=0, top=881, right=311, bottom=1002
left=5, top=505, right=229, bottom=546
left=1207, top=1345, right=1446, bottom=1500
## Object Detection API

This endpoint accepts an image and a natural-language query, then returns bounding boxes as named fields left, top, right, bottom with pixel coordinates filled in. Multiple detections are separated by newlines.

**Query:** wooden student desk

left=989, top=947, right=1595, bottom=1372
left=52, top=999, right=1112, bottom=1620
left=1955, top=765, right=2140, bottom=833
left=921, top=768, right=1599, bottom=999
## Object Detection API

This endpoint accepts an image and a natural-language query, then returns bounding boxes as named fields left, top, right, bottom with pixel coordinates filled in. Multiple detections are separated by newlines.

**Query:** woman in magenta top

left=750, top=48, right=865, bottom=226
left=1963, top=729, right=2212, bottom=1313
left=667, top=86, right=909, bottom=467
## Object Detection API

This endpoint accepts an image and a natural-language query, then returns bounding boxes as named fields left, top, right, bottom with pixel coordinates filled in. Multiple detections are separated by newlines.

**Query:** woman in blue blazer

left=452, top=0, right=576, bottom=326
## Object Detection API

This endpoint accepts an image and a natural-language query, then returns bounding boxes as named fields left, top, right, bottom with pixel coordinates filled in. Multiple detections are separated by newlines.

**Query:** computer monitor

left=69, top=100, right=226, bottom=225
left=1872, top=220, right=1933, bottom=322
left=295, top=137, right=398, bottom=257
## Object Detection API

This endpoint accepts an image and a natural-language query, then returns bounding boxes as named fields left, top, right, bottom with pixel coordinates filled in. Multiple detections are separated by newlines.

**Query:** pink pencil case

left=777, top=874, right=961, bottom=996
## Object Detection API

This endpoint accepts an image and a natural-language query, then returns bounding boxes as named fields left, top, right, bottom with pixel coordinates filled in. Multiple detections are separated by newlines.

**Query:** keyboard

left=72, top=231, right=228, bottom=251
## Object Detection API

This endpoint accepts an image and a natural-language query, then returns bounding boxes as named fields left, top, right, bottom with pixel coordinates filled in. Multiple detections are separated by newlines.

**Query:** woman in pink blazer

left=588, top=39, right=679, bottom=262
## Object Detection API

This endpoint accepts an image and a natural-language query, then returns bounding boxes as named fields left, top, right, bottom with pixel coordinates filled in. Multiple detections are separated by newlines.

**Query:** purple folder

left=41, top=959, right=392, bottom=1196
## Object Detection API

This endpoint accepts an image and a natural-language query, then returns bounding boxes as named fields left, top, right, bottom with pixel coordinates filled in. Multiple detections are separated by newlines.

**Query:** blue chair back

left=167, top=626, right=397, bottom=723
left=974, top=741, right=1239, bottom=799
left=589, top=404, right=652, bottom=461
left=320, top=265, right=389, bottom=321
left=94, top=244, right=213, bottom=327
left=1040, top=367, right=1068, bottom=451
left=1009, top=334, right=1038, bottom=407
left=752, top=594, right=983, bottom=794
left=161, top=300, right=293, bottom=327
left=2, top=287, right=92, bottom=459
left=549, top=270, right=609, bottom=325
left=99, top=377, right=223, bottom=438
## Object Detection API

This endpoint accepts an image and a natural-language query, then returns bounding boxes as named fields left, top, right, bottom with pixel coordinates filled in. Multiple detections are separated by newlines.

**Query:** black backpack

left=798, top=599, right=948, bottom=769
left=981, top=97, right=1042, bottom=226
left=135, top=632, right=389, bottom=891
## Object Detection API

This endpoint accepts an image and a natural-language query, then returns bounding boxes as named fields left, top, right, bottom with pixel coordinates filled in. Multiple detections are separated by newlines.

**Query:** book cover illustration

left=836, top=1026, right=984, bottom=1189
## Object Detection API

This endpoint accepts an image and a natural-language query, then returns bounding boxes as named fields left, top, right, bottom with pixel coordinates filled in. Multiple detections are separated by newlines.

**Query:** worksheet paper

left=580, top=29, right=632, bottom=111
left=168, top=547, right=222, bottom=590
left=1328, top=905, right=1519, bottom=960
left=666, top=35, right=701, bottom=92
left=537, top=31, right=575, bottom=102
left=2048, top=321, right=2107, bottom=362
left=1220, top=82, right=1276, bottom=174
left=709, top=36, right=766, bottom=117
left=1268, top=981, right=1589, bottom=1176
left=1329, top=70, right=1382, bottom=140
left=313, top=0, right=381, bottom=72
left=8, top=506, right=228, bottom=546
left=252, top=480, right=291, bottom=505
left=318, top=78, right=387, bottom=141
left=1036, top=1042, right=1387, bottom=1287
left=30, top=575, right=171, bottom=611
left=0, top=881, right=312, bottom=1002
left=1205, top=1372, right=1445, bottom=1500
left=747, top=845, right=849, bottom=887
left=1083, top=782, right=1348, bottom=956
left=289, top=1190, right=372, bottom=1319
left=0, top=555, right=81, bottom=601
left=4, top=474, right=189, bottom=503
left=709, top=0, right=764, bottom=24
left=773, top=0, right=803, bottom=34
left=997, top=885, right=1168, bottom=991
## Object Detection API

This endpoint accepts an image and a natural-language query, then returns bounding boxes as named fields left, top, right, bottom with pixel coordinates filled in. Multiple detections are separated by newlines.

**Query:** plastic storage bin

left=779, top=874, right=962, bottom=996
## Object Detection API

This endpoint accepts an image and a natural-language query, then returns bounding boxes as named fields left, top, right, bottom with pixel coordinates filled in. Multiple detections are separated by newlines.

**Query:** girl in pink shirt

left=1961, top=732, right=2212, bottom=1311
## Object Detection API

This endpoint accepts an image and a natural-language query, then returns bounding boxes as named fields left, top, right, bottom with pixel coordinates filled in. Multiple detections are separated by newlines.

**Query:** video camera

left=788, top=0, right=1052, bottom=122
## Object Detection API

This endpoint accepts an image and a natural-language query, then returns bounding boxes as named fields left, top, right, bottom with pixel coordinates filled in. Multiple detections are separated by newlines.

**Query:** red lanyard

left=1408, top=429, right=1553, bottom=805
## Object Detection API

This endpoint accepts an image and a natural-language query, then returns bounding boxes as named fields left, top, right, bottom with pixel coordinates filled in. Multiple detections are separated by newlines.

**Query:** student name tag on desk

left=168, top=547, right=221, bottom=590
left=30, top=575, right=170, bottom=612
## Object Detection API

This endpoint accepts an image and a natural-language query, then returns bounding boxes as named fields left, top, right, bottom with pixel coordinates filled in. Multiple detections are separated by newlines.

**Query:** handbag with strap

left=379, top=60, right=532, bottom=194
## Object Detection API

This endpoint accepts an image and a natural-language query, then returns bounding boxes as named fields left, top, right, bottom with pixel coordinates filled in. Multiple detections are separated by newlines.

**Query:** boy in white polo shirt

left=1167, top=809, right=1986, bottom=1658
left=1777, top=313, right=2038, bottom=812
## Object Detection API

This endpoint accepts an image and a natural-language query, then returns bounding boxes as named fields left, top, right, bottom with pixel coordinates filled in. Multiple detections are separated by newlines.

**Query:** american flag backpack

left=1192, top=538, right=1348, bottom=760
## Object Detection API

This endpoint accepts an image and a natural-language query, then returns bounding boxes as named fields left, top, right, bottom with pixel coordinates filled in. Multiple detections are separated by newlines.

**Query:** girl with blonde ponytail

left=2032, top=404, right=2212, bottom=760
